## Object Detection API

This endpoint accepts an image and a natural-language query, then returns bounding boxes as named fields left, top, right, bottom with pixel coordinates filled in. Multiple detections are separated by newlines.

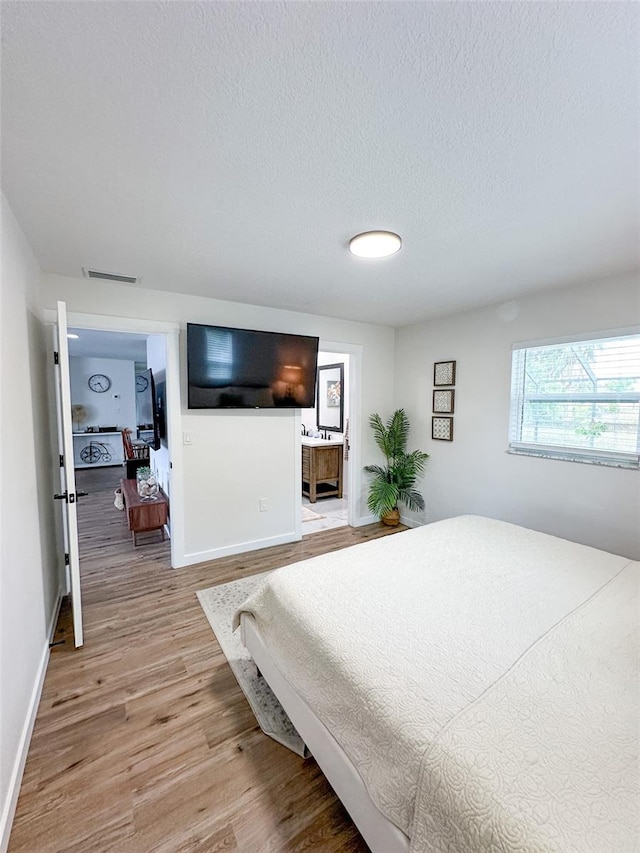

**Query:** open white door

left=53, top=301, right=84, bottom=647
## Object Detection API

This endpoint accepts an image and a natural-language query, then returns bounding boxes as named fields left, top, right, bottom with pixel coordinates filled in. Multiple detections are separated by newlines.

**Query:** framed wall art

left=433, top=360, right=456, bottom=386
left=432, top=416, right=453, bottom=442
left=432, top=389, right=455, bottom=414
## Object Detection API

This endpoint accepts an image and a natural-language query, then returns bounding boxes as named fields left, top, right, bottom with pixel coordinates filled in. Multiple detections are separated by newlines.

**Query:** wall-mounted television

left=187, top=323, right=319, bottom=409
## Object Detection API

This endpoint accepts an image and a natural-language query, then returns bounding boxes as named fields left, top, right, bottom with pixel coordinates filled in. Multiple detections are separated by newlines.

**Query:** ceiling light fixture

left=67, top=333, right=79, bottom=339
left=349, top=230, right=402, bottom=259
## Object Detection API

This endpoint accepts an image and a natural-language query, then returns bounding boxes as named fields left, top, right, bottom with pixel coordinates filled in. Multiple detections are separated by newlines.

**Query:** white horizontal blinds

left=509, top=347, right=527, bottom=447
left=509, top=333, right=640, bottom=465
left=205, top=327, right=233, bottom=383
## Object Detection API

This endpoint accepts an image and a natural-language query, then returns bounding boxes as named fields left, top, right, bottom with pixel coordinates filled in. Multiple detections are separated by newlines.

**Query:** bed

left=233, top=515, right=638, bottom=853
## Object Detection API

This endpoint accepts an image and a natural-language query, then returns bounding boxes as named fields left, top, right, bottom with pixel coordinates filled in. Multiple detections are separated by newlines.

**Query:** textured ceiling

left=2, top=1, right=638, bottom=327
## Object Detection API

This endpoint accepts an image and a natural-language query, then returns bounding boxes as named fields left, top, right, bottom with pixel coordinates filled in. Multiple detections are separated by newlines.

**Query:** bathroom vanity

left=302, top=437, right=343, bottom=503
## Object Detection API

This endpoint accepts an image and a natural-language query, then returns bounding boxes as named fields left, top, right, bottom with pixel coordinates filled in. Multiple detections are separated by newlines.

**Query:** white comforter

left=233, top=516, right=638, bottom=853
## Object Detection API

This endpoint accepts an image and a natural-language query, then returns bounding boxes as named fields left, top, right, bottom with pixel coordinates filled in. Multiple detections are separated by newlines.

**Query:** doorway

left=300, top=350, right=351, bottom=535
left=45, top=306, right=184, bottom=573
left=66, top=325, right=173, bottom=554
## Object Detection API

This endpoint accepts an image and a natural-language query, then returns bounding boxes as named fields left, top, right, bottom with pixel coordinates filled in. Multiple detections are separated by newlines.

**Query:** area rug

left=302, top=505, right=324, bottom=522
left=196, top=573, right=308, bottom=757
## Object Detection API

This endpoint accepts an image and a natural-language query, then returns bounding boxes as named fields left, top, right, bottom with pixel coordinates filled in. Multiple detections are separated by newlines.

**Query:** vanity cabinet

left=302, top=442, right=343, bottom=503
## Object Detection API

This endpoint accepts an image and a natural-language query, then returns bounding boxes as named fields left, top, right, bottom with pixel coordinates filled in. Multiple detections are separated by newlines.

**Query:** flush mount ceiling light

left=349, top=230, right=402, bottom=259
left=67, top=333, right=79, bottom=339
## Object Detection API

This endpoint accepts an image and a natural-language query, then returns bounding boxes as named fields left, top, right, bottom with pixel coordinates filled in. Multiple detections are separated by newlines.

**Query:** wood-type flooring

left=9, top=466, right=407, bottom=852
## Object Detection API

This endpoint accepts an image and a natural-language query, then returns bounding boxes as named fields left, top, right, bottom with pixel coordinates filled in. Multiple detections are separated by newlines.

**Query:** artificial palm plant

left=364, top=409, right=429, bottom=524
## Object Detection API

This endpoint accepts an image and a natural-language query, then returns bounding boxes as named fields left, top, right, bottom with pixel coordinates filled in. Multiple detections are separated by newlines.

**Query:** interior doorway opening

left=66, top=325, right=173, bottom=552
left=300, top=350, right=350, bottom=535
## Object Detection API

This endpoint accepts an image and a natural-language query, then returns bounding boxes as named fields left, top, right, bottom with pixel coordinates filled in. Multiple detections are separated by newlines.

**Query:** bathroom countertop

left=301, top=437, right=343, bottom=447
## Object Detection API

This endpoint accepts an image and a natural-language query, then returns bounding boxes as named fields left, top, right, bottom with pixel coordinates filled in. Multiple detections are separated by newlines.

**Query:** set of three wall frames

left=432, top=360, right=455, bottom=441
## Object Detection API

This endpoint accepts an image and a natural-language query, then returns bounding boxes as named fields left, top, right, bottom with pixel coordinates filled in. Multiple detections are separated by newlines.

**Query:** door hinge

left=54, top=351, right=59, bottom=365
left=64, top=553, right=70, bottom=565
left=59, top=454, right=64, bottom=467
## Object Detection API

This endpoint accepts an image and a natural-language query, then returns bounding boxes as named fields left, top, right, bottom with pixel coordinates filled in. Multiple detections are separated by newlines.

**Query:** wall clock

left=136, top=374, right=149, bottom=392
left=88, top=373, right=111, bottom=393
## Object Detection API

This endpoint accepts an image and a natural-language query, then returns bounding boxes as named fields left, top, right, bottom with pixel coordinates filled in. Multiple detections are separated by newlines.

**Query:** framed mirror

left=317, top=362, right=344, bottom=433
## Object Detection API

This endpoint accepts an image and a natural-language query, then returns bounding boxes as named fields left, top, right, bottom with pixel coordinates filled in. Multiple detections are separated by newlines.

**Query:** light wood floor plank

left=8, top=466, right=407, bottom=852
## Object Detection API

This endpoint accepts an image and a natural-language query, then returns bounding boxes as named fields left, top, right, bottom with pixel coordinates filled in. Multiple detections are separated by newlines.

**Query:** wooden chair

left=121, top=429, right=149, bottom=479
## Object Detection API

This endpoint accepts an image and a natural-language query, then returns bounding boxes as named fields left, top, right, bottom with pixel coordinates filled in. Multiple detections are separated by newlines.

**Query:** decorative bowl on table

left=136, top=466, right=159, bottom=501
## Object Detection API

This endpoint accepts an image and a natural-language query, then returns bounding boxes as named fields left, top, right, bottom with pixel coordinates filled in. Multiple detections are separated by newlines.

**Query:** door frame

left=317, top=339, right=363, bottom=528
left=43, top=309, right=185, bottom=568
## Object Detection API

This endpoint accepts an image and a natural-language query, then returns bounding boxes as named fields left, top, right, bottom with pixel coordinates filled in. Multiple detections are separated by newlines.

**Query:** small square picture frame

left=433, top=360, right=456, bottom=386
left=433, top=389, right=455, bottom=414
left=432, top=416, right=454, bottom=442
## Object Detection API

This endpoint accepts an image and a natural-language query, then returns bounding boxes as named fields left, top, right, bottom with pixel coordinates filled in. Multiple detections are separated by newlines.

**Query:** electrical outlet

left=259, top=498, right=268, bottom=512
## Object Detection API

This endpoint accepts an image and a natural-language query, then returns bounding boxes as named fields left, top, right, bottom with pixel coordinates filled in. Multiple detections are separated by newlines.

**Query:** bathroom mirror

left=317, top=363, right=344, bottom=433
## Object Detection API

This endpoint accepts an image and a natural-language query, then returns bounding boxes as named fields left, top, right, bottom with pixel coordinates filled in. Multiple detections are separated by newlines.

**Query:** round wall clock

left=88, top=373, right=111, bottom=393
left=136, top=374, right=149, bottom=392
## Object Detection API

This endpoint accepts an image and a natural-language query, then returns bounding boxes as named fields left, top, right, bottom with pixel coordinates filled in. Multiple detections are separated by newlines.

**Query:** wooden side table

left=120, top=478, right=169, bottom=546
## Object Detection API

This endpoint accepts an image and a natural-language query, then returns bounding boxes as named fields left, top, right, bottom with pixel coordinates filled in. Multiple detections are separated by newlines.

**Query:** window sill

left=507, top=447, right=639, bottom=470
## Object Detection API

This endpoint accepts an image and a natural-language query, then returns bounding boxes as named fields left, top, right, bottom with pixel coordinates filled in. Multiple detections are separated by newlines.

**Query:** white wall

left=0, top=196, right=61, bottom=850
left=69, top=356, right=136, bottom=466
left=38, top=273, right=396, bottom=565
left=69, top=356, right=136, bottom=434
left=394, top=272, right=640, bottom=559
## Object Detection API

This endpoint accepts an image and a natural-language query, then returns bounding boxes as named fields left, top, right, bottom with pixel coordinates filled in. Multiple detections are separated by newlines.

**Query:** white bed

left=234, top=515, right=638, bottom=853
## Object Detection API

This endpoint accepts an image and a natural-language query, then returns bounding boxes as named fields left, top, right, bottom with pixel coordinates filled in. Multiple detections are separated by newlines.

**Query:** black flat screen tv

left=187, top=323, right=319, bottom=409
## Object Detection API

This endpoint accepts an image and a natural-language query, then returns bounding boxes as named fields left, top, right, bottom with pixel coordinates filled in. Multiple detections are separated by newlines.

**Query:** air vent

left=82, top=268, right=139, bottom=285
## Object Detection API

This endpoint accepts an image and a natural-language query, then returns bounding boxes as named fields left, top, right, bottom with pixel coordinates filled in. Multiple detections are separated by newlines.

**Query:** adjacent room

left=1, top=2, right=638, bottom=852
left=300, top=350, right=351, bottom=535
left=67, top=326, right=171, bottom=549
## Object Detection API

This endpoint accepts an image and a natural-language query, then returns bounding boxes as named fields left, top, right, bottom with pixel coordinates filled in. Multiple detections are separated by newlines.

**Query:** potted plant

left=364, top=409, right=429, bottom=526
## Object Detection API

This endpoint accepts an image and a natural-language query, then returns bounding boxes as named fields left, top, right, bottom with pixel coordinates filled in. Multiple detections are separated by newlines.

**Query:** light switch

left=183, top=431, right=192, bottom=445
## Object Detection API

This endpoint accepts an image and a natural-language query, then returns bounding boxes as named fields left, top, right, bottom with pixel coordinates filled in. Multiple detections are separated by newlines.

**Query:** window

left=509, top=332, right=640, bottom=468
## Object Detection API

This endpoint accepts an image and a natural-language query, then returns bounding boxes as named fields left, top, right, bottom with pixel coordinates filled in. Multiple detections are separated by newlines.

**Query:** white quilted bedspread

left=233, top=516, right=639, bottom=852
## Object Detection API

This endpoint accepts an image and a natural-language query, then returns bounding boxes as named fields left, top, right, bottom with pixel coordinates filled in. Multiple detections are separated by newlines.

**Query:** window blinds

left=509, top=333, right=640, bottom=467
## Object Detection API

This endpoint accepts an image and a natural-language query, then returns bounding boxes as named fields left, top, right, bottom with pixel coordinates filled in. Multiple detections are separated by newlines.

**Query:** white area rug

left=197, top=574, right=308, bottom=757
left=302, top=505, right=324, bottom=522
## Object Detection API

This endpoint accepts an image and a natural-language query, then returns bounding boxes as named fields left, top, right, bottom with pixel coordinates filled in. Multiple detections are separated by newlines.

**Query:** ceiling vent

left=82, top=268, right=139, bottom=285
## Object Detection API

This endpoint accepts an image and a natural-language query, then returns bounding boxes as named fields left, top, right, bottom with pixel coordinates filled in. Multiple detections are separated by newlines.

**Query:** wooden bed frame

left=241, top=612, right=410, bottom=853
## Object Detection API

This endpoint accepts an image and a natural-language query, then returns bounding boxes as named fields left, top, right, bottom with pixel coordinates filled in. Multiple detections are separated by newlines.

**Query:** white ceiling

left=67, top=328, right=149, bottom=362
left=2, top=2, right=638, bottom=328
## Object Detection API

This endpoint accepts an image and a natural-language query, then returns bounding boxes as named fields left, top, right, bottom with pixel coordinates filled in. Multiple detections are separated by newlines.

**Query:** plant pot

left=381, top=508, right=400, bottom=527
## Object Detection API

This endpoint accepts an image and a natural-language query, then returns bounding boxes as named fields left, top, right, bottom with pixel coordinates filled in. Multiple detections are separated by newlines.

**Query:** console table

left=120, top=478, right=169, bottom=546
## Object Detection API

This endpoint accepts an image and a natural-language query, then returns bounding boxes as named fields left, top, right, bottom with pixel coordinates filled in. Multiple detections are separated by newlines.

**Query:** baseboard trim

left=181, top=531, right=299, bottom=567
left=354, top=513, right=424, bottom=529
left=47, top=581, right=65, bottom=642
left=180, top=515, right=422, bottom=568
left=0, top=585, right=64, bottom=853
